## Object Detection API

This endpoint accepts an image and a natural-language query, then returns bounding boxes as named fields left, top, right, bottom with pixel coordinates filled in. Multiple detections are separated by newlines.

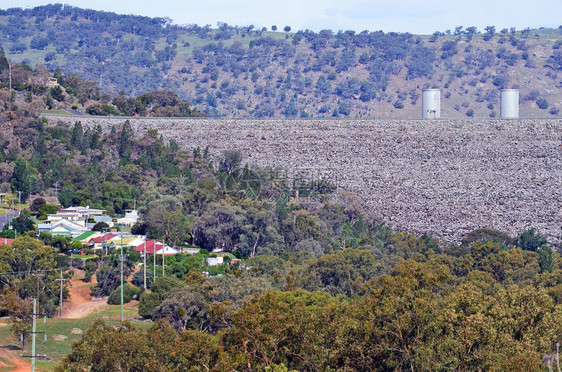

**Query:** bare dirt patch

left=63, top=269, right=109, bottom=319
left=0, top=345, right=31, bottom=372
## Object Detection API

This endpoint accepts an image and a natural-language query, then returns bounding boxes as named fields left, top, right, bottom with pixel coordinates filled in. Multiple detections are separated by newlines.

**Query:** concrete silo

left=422, top=89, right=440, bottom=119
left=500, top=89, right=519, bottom=119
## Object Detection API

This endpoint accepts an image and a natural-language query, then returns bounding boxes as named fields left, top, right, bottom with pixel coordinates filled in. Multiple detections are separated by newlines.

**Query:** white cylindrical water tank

left=501, top=89, right=519, bottom=119
left=422, top=89, right=440, bottom=119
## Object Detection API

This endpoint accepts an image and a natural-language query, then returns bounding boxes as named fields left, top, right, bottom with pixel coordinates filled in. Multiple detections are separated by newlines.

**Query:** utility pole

left=32, top=273, right=44, bottom=316
left=104, top=229, right=108, bottom=257
left=143, top=240, right=146, bottom=289
left=18, top=191, right=21, bottom=216
left=162, top=243, right=165, bottom=278
left=153, top=240, right=156, bottom=284
left=3, top=203, right=7, bottom=232
left=23, top=298, right=45, bottom=371
left=120, top=229, right=124, bottom=322
left=55, top=271, right=68, bottom=318
left=9, top=197, right=15, bottom=239
left=31, top=298, right=36, bottom=372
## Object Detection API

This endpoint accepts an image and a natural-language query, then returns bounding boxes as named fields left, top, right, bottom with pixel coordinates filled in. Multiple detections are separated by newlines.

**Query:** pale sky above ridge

left=2, top=0, right=561, bottom=35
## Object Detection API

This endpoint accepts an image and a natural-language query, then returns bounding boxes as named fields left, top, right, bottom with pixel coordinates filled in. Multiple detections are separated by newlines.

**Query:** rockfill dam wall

left=44, top=115, right=562, bottom=245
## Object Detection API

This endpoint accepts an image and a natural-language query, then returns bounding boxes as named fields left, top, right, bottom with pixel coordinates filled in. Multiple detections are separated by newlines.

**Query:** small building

left=87, top=233, right=117, bottom=251
left=116, top=210, right=140, bottom=227
left=182, top=247, right=200, bottom=255
left=126, top=235, right=146, bottom=248
left=46, top=206, right=109, bottom=227
left=87, top=215, right=115, bottom=229
left=28, top=76, right=59, bottom=87
left=107, top=235, right=142, bottom=249
left=72, top=231, right=101, bottom=244
left=37, top=219, right=89, bottom=237
left=46, top=77, right=59, bottom=87
left=59, top=206, right=106, bottom=217
left=47, top=212, right=87, bottom=226
left=206, top=256, right=224, bottom=266
left=133, top=240, right=178, bottom=257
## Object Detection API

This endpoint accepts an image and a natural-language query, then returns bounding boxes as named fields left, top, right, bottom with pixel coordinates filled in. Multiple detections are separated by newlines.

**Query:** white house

left=37, top=219, right=89, bottom=237
left=47, top=206, right=109, bottom=227
left=206, top=257, right=224, bottom=266
left=116, top=209, right=140, bottom=227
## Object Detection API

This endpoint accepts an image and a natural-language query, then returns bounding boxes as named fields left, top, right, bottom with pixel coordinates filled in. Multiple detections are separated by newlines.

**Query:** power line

left=158, top=276, right=184, bottom=288
left=0, top=267, right=74, bottom=277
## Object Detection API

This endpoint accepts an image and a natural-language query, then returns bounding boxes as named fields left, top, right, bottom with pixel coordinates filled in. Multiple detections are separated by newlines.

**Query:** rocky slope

left=44, top=114, right=562, bottom=244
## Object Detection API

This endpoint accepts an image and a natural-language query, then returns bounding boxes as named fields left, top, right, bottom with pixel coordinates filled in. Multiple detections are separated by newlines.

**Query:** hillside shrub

left=536, top=98, right=549, bottom=109
left=108, top=284, right=141, bottom=305
left=514, top=228, right=547, bottom=251
left=138, top=292, right=162, bottom=319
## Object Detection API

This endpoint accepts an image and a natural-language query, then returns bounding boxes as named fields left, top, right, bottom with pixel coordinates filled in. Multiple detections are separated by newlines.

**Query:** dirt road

left=62, top=268, right=109, bottom=319
left=0, top=323, right=31, bottom=372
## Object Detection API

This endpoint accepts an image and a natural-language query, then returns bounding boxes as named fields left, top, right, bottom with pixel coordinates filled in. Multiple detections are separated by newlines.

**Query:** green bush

left=108, top=283, right=141, bottom=305
left=151, top=277, right=183, bottom=295
left=71, top=241, right=83, bottom=250
left=83, top=258, right=98, bottom=282
left=54, top=254, right=70, bottom=269
left=138, top=292, right=162, bottom=319
left=38, top=203, right=58, bottom=220
left=0, top=230, right=15, bottom=239
left=514, top=228, right=547, bottom=251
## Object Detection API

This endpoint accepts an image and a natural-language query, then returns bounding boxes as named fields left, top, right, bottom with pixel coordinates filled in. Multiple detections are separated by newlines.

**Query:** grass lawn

left=40, top=110, right=71, bottom=115
left=0, top=358, right=16, bottom=372
left=0, top=305, right=151, bottom=371
left=70, top=254, right=96, bottom=260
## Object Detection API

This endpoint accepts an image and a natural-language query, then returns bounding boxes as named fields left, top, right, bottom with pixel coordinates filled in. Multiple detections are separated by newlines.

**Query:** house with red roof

left=133, top=240, right=178, bottom=256
left=87, top=233, right=117, bottom=251
left=0, top=238, right=15, bottom=246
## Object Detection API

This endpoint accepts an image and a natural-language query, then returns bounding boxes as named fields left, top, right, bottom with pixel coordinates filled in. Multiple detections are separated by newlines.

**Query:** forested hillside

left=1, top=4, right=561, bottom=118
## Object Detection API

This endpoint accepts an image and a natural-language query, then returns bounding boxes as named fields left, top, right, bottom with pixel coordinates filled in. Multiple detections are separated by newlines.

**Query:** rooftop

left=72, top=231, right=97, bottom=241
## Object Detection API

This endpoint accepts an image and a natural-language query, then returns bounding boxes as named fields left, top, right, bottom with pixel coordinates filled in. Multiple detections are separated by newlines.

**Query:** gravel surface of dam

left=44, top=115, right=562, bottom=245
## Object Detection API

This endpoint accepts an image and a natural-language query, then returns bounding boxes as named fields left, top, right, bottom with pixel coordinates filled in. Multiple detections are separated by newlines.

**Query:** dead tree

left=543, top=343, right=561, bottom=372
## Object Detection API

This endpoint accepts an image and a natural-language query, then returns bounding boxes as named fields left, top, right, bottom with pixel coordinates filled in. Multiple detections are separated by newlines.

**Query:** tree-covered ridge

left=0, top=4, right=561, bottom=118
left=0, top=53, right=205, bottom=117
